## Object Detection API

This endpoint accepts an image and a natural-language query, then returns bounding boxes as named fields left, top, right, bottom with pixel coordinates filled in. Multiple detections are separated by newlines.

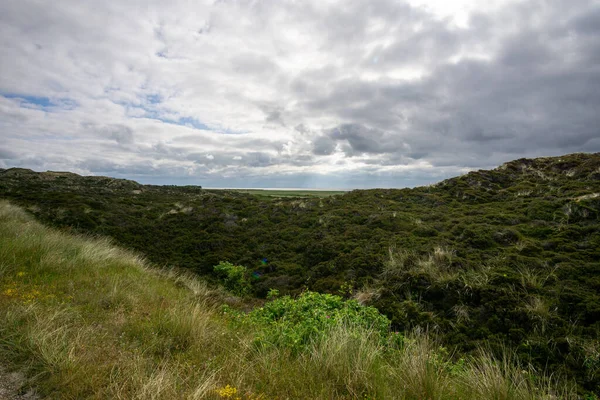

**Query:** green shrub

left=245, top=291, right=391, bottom=352
left=213, top=261, right=251, bottom=296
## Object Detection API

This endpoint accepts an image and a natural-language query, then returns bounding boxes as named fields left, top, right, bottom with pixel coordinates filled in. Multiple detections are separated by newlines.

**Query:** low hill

left=1, top=152, right=599, bottom=395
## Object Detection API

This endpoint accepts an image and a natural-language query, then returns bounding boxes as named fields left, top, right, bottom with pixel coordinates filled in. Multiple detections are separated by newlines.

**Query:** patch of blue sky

left=1, top=93, right=77, bottom=110
left=218, top=127, right=249, bottom=135
left=3, top=93, right=52, bottom=107
left=146, top=94, right=162, bottom=104
left=126, top=105, right=163, bottom=120
left=176, top=116, right=210, bottom=130
left=128, top=108, right=218, bottom=132
left=123, top=97, right=247, bottom=134
left=165, top=115, right=247, bottom=134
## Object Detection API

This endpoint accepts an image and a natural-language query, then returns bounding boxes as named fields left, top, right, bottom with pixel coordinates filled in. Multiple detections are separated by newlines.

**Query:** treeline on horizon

left=1, top=152, right=599, bottom=395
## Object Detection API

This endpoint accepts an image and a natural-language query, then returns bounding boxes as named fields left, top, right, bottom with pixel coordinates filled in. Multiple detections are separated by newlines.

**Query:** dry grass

left=389, top=333, right=454, bottom=399
left=353, top=286, right=380, bottom=305
left=461, top=349, right=576, bottom=400
left=524, top=296, right=554, bottom=334
left=517, top=265, right=558, bottom=290
left=458, top=263, right=493, bottom=291
left=452, top=304, right=471, bottom=324
left=382, top=246, right=458, bottom=284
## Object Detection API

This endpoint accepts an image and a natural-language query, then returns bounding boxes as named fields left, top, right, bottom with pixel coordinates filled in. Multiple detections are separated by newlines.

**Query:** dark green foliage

left=1, top=152, right=600, bottom=395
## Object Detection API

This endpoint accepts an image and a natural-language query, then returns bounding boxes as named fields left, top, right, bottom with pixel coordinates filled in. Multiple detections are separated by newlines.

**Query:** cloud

left=312, top=135, right=336, bottom=156
left=0, top=0, right=598, bottom=188
left=107, top=125, right=134, bottom=145
left=328, top=124, right=403, bottom=155
left=0, top=148, right=18, bottom=160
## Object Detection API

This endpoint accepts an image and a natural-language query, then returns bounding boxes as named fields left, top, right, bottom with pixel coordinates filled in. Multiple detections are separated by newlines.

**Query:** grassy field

left=0, top=201, right=579, bottom=399
left=207, top=188, right=347, bottom=198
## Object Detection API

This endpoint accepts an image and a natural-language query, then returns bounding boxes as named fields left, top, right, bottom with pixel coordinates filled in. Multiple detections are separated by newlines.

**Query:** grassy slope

left=0, top=201, right=576, bottom=399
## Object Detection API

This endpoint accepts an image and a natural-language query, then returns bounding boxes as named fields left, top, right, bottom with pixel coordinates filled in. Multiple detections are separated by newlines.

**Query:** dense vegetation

left=0, top=201, right=576, bottom=399
left=1, top=152, right=599, bottom=396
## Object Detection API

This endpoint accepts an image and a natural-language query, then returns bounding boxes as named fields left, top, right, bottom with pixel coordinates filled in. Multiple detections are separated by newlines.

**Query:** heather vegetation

left=0, top=202, right=579, bottom=398
left=1, top=152, right=599, bottom=397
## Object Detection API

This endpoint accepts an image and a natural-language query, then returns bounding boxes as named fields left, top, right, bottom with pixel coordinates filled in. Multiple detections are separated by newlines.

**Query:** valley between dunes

left=1, top=153, right=599, bottom=398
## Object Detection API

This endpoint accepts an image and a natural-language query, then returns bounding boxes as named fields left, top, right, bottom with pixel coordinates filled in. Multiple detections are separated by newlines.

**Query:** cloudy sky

left=1, top=0, right=599, bottom=188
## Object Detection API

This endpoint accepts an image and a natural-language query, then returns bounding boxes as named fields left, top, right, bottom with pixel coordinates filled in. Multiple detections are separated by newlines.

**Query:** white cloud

left=406, top=0, right=520, bottom=27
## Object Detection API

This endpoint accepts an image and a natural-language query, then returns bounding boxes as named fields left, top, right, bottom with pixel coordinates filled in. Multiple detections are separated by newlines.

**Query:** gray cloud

left=312, top=135, right=336, bottom=156
left=109, top=125, right=134, bottom=145
left=0, top=148, right=18, bottom=159
left=300, top=0, right=600, bottom=168
left=261, top=106, right=286, bottom=127
left=570, top=5, right=600, bottom=35
left=327, top=124, right=402, bottom=155
left=81, top=123, right=135, bottom=145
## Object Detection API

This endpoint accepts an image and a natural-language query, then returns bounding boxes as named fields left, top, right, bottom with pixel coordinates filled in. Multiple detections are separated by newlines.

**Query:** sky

left=0, top=0, right=599, bottom=189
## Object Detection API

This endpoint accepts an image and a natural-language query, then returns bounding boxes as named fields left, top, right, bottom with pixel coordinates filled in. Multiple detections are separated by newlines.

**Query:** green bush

left=244, top=291, right=391, bottom=352
left=213, top=261, right=251, bottom=296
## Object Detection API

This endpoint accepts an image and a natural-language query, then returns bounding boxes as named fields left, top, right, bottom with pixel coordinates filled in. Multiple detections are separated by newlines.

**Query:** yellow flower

left=16, top=271, right=26, bottom=277
left=17, top=288, right=42, bottom=303
left=216, top=385, right=238, bottom=398
left=2, top=288, right=17, bottom=297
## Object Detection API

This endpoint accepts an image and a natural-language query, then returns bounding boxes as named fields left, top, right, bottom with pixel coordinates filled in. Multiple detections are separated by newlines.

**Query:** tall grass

left=382, top=246, right=459, bottom=284
left=0, top=201, right=576, bottom=399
